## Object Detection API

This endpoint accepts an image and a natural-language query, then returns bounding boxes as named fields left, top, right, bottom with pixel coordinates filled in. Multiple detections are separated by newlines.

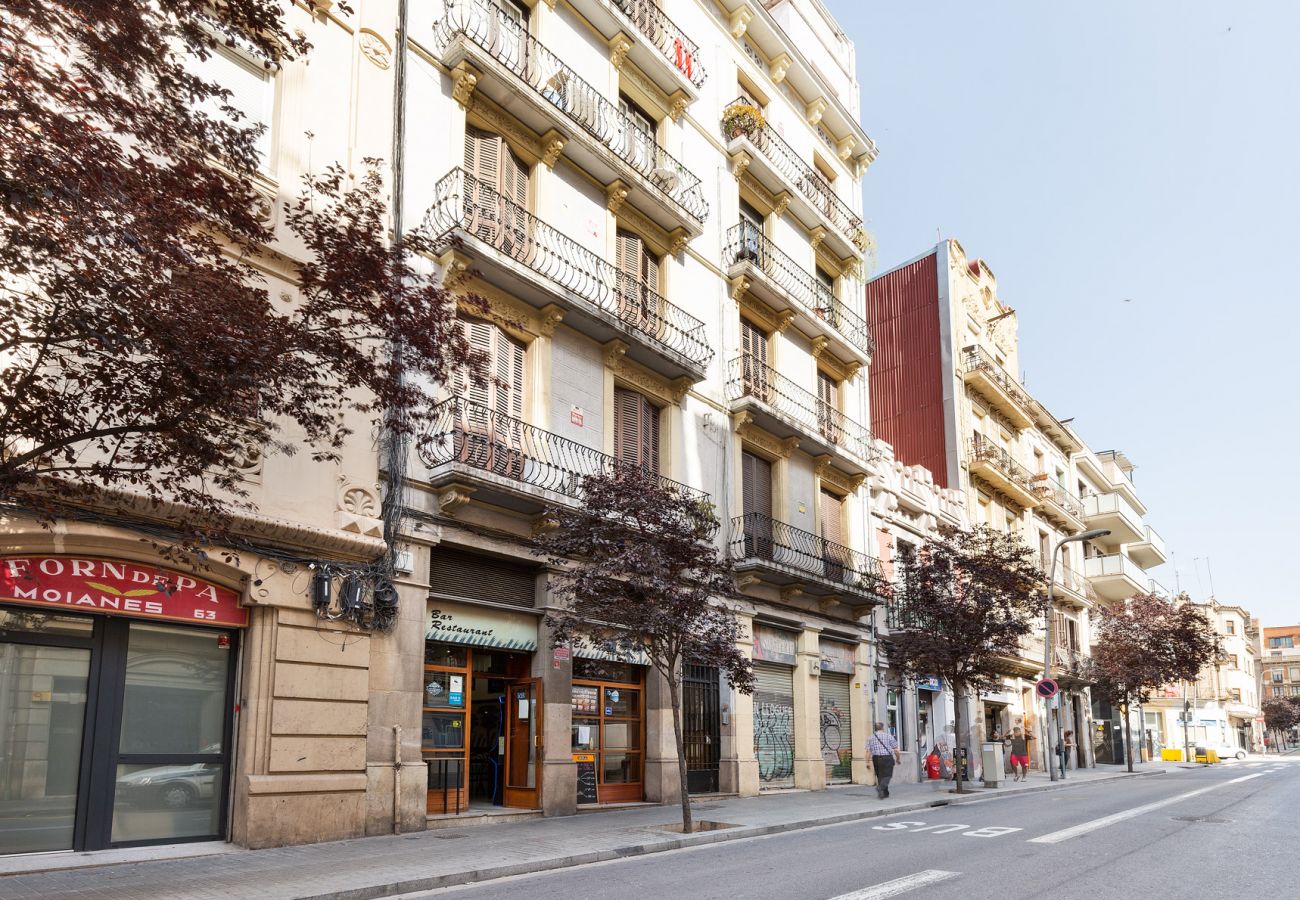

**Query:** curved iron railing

left=614, top=0, right=706, bottom=89
left=421, top=397, right=706, bottom=503
left=722, top=98, right=861, bottom=239
left=968, top=437, right=1038, bottom=498
left=435, top=0, right=708, bottom=224
left=730, top=513, right=884, bottom=591
left=1032, top=478, right=1084, bottom=520
left=724, top=223, right=874, bottom=356
left=961, top=345, right=1032, bottom=412
left=424, top=169, right=712, bottom=368
left=726, top=356, right=876, bottom=464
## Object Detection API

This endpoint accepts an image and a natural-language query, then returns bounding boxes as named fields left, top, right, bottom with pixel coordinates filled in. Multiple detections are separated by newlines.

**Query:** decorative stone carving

left=603, top=339, right=629, bottom=367
left=781, top=435, right=801, bottom=457
left=532, top=511, right=560, bottom=535
left=773, top=191, right=792, bottom=218
left=774, top=309, right=796, bottom=333
left=818, top=596, right=842, bottom=612
left=729, top=7, right=753, bottom=39
left=837, top=135, right=857, bottom=161
left=540, top=130, right=566, bottom=169
left=729, top=150, right=752, bottom=182
left=844, top=361, right=862, bottom=381
left=609, top=33, right=633, bottom=70
left=539, top=303, right=564, bottom=336
left=811, top=335, right=830, bottom=359
left=852, top=227, right=872, bottom=253
left=809, top=226, right=828, bottom=250
left=670, top=376, right=694, bottom=404
left=437, top=485, right=476, bottom=515
left=736, top=572, right=762, bottom=590
left=729, top=275, right=750, bottom=302
left=606, top=180, right=629, bottom=213
left=668, top=228, right=690, bottom=256
left=805, top=97, right=827, bottom=126
left=436, top=248, right=471, bottom=286
left=669, top=93, right=689, bottom=123
left=542, top=0, right=558, bottom=9
left=780, top=585, right=805, bottom=603
left=338, top=479, right=384, bottom=536
left=769, top=53, right=792, bottom=84
left=451, top=65, right=479, bottom=110
left=358, top=29, right=392, bottom=70
left=227, top=435, right=263, bottom=480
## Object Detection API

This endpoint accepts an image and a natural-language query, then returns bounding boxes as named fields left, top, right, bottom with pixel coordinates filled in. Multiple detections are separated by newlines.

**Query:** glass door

left=503, top=679, right=540, bottom=808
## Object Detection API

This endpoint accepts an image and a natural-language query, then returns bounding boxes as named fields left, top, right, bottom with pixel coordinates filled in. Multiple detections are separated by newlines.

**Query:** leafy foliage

left=884, top=525, right=1047, bottom=790
left=533, top=466, right=753, bottom=831
left=1262, top=697, right=1299, bottom=735
left=1, top=0, right=484, bottom=540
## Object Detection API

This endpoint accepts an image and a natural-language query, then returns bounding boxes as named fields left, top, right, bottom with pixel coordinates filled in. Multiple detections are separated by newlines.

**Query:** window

left=614, top=230, right=661, bottom=329
left=613, top=387, right=660, bottom=474
left=464, top=126, right=530, bottom=256
left=886, top=689, right=905, bottom=749
left=1230, top=655, right=1239, bottom=670
left=190, top=39, right=275, bottom=168
left=1272, top=671, right=1284, bottom=683
left=740, top=450, right=774, bottom=559
left=1270, top=636, right=1295, bottom=649
left=1226, top=620, right=1235, bottom=635
left=817, top=370, right=840, bottom=443
left=1291, top=667, right=1300, bottom=682
left=453, top=317, right=525, bottom=419
left=618, top=94, right=657, bottom=169
left=1230, top=689, right=1241, bottom=703
left=1275, top=687, right=1285, bottom=698
left=739, top=318, right=770, bottom=400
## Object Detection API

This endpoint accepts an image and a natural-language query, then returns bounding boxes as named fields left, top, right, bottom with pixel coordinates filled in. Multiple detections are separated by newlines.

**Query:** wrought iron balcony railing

left=424, top=169, right=712, bottom=368
left=730, top=512, right=884, bottom=591
left=961, top=345, right=1032, bottom=411
left=435, top=0, right=708, bottom=224
left=723, top=223, right=874, bottom=356
left=723, top=98, right=862, bottom=240
left=968, top=437, right=1038, bottom=497
left=615, top=0, right=706, bottom=89
left=421, top=397, right=706, bottom=503
left=1032, top=478, right=1085, bottom=520
left=726, top=355, right=876, bottom=463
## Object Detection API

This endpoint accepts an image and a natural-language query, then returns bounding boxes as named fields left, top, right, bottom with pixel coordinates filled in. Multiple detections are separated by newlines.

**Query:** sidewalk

left=0, top=765, right=1163, bottom=900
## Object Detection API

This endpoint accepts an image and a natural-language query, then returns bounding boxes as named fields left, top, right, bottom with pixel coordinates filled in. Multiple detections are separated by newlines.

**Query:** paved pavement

left=0, top=765, right=1161, bottom=900
left=402, top=755, right=1300, bottom=900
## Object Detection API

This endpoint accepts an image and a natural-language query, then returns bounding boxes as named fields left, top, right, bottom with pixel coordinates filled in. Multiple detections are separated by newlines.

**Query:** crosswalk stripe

left=828, top=870, right=961, bottom=899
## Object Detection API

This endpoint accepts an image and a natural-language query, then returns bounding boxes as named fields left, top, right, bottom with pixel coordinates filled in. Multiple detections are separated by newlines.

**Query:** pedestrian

left=1006, top=726, right=1031, bottom=782
left=869, top=722, right=901, bottom=799
left=1057, top=730, right=1074, bottom=778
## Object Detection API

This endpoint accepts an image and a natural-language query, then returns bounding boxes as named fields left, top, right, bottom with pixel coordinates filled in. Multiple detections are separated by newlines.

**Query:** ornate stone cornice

left=468, top=95, right=543, bottom=165
left=730, top=150, right=752, bottom=182
left=606, top=180, right=629, bottom=214
left=805, top=97, right=828, bottom=126
left=733, top=412, right=797, bottom=459
left=451, top=62, right=479, bottom=110
left=815, top=455, right=866, bottom=495
left=769, top=53, right=792, bottom=84
left=729, top=7, right=753, bottom=39
left=609, top=33, right=633, bottom=70
left=811, top=337, right=859, bottom=382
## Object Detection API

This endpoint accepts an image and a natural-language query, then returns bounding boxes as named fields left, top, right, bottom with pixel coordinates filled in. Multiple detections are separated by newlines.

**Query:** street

left=405, top=759, right=1300, bottom=900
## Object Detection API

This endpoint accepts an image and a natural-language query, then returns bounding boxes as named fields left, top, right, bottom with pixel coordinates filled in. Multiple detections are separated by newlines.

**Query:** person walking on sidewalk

left=869, top=723, right=901, bottom=799
left=1059, top=730, right=1075, bottom=777
left=1006, top=727, right=1032, bottom=781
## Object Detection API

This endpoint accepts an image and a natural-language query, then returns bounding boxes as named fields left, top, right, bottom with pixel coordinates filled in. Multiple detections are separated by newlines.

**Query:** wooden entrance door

left=503, top=679, right=542, bottom=808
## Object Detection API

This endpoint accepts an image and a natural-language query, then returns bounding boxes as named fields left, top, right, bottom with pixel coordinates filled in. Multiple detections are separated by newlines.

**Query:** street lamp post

left=1044, top=527, right=1111, bottom=782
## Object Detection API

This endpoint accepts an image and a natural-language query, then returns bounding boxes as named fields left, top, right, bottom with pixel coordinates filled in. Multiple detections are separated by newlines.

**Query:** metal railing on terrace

left=723, top=98, right=861, bottom=239
left=420, top=397, right=706, bottom=503
left=961, top=345, right=1031, bottom=410
left=968, top=437, right=1038, bottom=496
left=726, top=356, right=876, bottom=463
left=723, top=223, right=874, bottom=356
left=615, top=0, right=706, bottom=89
left=424, top=169, right=712, bottom=367
left=730, top=512, right=884, bottom=591
left=1032, top=478, right=1084, bottom=519
left=435, top=0, right=708, bottom=223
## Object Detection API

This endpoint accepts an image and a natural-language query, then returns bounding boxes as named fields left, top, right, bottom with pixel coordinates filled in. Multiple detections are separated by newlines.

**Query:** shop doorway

left=683, top=664, right=720, bottom=793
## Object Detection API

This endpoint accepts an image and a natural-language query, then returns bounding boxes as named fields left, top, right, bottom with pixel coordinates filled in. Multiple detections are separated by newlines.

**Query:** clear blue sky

left=826, top=1, right=1300, bottom=624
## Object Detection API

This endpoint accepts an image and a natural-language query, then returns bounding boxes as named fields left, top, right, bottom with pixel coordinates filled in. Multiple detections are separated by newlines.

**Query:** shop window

left=886, top=688, right=905, bottom=749
left=572, top=665, right=645, bottom=802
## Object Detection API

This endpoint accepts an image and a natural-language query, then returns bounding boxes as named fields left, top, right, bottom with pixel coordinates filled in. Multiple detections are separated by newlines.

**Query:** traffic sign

left=1035, top=678, right=1059, bottom=699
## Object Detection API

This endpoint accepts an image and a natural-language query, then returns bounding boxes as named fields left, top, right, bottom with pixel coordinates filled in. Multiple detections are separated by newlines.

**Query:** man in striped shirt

left=869, top=722, right=902, bottom=799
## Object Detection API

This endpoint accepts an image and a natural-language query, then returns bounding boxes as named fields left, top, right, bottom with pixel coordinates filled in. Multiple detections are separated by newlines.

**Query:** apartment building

left=393, top=0, right=884, bottom=820
left=864, top=239, right=1168, bottom=774
left=1262, top=625, right=1300, bottom=700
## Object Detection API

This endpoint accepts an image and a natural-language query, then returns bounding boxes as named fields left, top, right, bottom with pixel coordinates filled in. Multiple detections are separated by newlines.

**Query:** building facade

left=1262, top=625, right=1300, bottom=701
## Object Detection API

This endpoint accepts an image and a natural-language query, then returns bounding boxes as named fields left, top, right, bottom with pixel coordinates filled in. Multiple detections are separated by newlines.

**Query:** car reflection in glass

left=116, top=745, right=221, bottom=810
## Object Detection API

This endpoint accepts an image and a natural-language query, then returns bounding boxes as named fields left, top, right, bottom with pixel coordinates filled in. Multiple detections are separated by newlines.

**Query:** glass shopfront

left=571, top=659, right=645, bottom=804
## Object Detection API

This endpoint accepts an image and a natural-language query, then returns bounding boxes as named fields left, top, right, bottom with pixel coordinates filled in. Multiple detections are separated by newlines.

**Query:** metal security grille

left=429, top=548, right=537, bottom=609
left=819, top=673, right=853, bottom=783
left=753, top=662, right=795, bottom=789
left=683, top=664, right=720, bottom=793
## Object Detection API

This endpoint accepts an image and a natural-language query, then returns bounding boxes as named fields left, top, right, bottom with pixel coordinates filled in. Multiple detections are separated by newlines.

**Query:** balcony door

left=452, top=317, right=526, bottom=477
left=738, top=200, right=764, bottom=262
left=740, top=318, right=769, bottom=402
left=820, top=489, right=846, bottom=582
left=618, top=95, right=658, bottom=174
left=463, top=126, right=530, bottom=258
left=817, top=370, right=841, bottom=444
left=741, top=450, right=773, bottom=560
left=614, top=231, right=661, bottom=337
left=613, top=387, right=660, bottom=476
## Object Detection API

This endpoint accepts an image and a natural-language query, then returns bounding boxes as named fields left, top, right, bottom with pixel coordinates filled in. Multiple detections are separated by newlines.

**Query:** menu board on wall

left=572, top=685, right=599, bottom=716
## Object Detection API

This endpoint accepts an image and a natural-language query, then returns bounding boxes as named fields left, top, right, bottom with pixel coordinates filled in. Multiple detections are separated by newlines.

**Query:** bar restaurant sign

left=0, top=556, right=247, bottom=627
left=427, top=599, right=538, bottom=651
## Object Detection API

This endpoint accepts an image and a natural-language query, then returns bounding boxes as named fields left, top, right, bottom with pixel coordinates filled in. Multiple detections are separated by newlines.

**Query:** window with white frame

left=190, top=38, right=275, bottom=169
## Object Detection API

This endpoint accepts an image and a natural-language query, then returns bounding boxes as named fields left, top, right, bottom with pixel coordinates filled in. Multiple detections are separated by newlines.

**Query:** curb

left=306, top=769, right=1165, bottom=900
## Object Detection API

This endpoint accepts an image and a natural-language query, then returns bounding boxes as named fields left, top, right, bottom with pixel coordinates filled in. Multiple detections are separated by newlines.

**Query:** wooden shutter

left=454, top=318, right=495, bottom=411
left=818, top=370, right=840, bottom=443
left=613, top=387, right=659, bottom=473
left=819, top=490, right=844, bottom=546
left=741, top=451, right=772, bottom=519
left=454, top=317, right=523, bottom=419
left=741, top=318, right=768, bottom=365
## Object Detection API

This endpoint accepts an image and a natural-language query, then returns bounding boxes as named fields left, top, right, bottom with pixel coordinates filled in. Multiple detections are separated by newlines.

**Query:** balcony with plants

left=966, top=437, right=1040, bottom=509
left=723, top=223, right=873, bottom=362
left=423, top=168, right=711, bottom=381
left=1031, top=476, right=1085, bottom=530
left=721, top=99, right=865, bottom=259
left=567, top=0, right=707, bottom=100
left=434, top=0, right=708, bottom=236
left=726, top=355, right=877, bottom=474
left=730, top=512, right=885, bottom=604
left=960, top=345, right=1034, bottom=430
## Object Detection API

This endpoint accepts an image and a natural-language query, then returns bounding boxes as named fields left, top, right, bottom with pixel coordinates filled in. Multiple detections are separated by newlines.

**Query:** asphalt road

left=402, top=757, right=1300, bottom=900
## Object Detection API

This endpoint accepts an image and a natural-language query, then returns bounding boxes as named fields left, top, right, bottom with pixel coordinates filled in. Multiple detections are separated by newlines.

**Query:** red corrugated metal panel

left=865, top=253, right=948, bottom=487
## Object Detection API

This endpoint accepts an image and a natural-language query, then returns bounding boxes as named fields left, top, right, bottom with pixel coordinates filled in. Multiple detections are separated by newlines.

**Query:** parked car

left=1210, top=742, right=1247, bottom=761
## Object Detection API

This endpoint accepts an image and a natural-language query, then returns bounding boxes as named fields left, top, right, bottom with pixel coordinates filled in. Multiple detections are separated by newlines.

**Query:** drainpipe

left=393, top=725, right=403, bottom=835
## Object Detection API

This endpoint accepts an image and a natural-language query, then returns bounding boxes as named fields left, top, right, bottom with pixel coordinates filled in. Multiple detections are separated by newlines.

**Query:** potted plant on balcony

left=722, top=101, right=764, bottom=140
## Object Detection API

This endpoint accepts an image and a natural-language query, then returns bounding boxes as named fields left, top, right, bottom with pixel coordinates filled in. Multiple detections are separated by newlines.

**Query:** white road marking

left=1027, top=773, right=1265, bottom=844
left=829, top=870, right=960, bottom=899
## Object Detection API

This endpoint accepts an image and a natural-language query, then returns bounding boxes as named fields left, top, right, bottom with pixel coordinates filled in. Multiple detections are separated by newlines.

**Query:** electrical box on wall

left=809, top=660, right=821, bottom=677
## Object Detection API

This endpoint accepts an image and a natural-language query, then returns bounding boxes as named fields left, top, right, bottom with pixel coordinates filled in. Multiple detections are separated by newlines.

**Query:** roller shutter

left=752, top=662, right=795, bottom=789
left=819, top=673, right=853, bottom=783
left=429, top=548, right=537, bottom=609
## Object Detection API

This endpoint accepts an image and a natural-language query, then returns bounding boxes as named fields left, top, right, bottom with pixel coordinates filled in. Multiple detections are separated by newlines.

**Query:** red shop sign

left=0, top=556, right=247, bottom=627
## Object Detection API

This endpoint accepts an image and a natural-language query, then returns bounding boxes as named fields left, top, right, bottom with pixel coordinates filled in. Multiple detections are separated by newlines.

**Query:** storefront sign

left=0, top=556, right=246, bottom=627
left=917, top=676, right=942, bottom=692
left=753, top=625, right=797, bottom=666
left=426, top=599, right=537, bottom=651
left=819, top=640, right=856, bottom=674
left=448, top=675, right=464, bottom=707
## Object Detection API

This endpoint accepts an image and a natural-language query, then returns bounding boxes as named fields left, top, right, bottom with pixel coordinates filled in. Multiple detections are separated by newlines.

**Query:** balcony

left=424, top=169, right=711, bottom=381
left=1128, top=524, right=1168, bottom=569
left=1031, top=478, right=1085, bottom=530
left=724, top=223, right=874, bottom=361
left=1049, top=565, right=1091, bottom=607
left=419, top=397, right=706, bottom=512
left=1052, top=645, right=1092, bottom=686
left=569, top=0, right=707, bottom=99
left=1081, top=492, right=1144, bottom=545
left=960, top=346, right=1033, bottom=430
left=722, top=99, right=864, bottom=258
left=434, top=0, right=708, bottom=235
left=730, top=513, right=884, bottom=603
left=726, top=356, right=876, bottom=473
left=966, top=438, right=1040, bottom=509
left=1084, top=553, right=1148, bottom=603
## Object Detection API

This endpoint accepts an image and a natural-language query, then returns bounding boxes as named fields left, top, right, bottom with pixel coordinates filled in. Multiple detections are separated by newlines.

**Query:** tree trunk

left=953, top=683, right=964, bottom=793
left=1123, top=700, right=1134, bottom=773
left=667, top=671, right=692, bottom=834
